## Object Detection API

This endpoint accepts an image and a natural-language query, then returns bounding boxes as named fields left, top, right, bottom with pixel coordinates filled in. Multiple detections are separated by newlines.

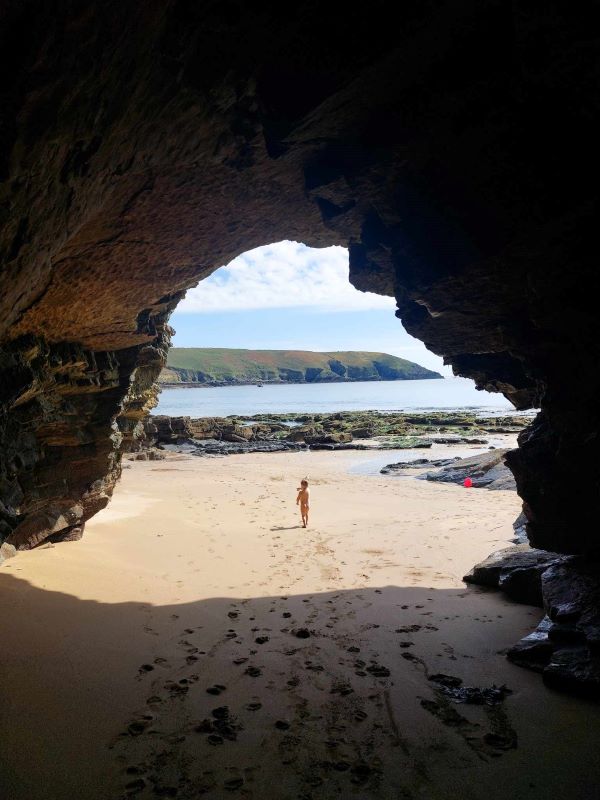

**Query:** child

left=296, top=479, right=310, bottom=528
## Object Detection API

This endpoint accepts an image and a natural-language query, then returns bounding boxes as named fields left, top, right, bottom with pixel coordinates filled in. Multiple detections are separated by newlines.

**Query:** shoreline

left=2, top=448, right=600, bottom=798
left=159, top=375, right=446, bottom=389
left=153, top=380, right=529, bottom=419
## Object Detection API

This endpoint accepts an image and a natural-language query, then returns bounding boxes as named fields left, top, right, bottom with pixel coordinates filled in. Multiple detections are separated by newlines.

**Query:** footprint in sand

left=206, top=684, right=227, bottom=696
left=136, top=664, right=154, bottom=679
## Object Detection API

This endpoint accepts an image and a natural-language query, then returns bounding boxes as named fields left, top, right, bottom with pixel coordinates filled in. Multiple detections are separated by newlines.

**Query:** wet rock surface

left=422, top=450, right=516, bottom=490
left=381, top=449, right=517, bottom=491
left=428, top=674, right=512, bottom=706
left=381, top=457, right=460, bottom=473
left=145, top=412, right=527, bottom=459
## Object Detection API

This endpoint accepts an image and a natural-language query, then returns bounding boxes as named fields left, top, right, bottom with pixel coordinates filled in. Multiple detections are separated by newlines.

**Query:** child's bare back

left=296, top=479, right=310, bottom=528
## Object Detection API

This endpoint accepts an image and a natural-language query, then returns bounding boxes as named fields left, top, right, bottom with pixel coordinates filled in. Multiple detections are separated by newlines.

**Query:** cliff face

left=159, top=349, right=442, bottom=385
left=0, top=2, right=599, bottom=558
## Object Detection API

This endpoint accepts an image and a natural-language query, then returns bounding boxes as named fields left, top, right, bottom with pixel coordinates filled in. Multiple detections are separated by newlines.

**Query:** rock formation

left=138, top=409, right=516, bottom=456
left=422, top=450, right=516, bottom=491
left=465, top=548, right=600, bottom=698
left=1, top=2, right=599, bottom=682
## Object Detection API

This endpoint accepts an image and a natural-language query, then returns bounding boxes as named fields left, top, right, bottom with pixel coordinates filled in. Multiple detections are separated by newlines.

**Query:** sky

left=171, top=240, right=451, bottom=375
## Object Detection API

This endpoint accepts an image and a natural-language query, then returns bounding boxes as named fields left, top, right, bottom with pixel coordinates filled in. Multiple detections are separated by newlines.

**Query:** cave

left=1, top=0, right=600, bottom=789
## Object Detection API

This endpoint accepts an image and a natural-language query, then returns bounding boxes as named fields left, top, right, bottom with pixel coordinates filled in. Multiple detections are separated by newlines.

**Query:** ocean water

left=154, top=377, right=525, bottom=418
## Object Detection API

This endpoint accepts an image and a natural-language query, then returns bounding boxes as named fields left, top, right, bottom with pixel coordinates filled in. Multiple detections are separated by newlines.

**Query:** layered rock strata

left=0, top=323, right=171, bottom=548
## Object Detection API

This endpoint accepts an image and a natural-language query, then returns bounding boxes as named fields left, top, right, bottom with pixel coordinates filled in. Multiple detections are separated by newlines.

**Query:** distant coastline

left=160, top=347, right=443, bottom=387
left=160, top=376, right=446, bottom=388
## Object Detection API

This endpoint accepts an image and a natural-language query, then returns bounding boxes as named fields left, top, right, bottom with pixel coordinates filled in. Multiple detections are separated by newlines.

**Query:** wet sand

left=1, top=449, right=600, bottom=799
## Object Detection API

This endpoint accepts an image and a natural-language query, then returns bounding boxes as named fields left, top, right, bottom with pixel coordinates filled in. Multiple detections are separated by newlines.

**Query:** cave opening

left=1, top=236, right=547, bottom=797
left=2, top=1, right=600, bottom=796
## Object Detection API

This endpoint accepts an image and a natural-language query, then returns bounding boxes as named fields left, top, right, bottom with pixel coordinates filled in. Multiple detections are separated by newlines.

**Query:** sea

left=154, top=377, right=531, bottom=418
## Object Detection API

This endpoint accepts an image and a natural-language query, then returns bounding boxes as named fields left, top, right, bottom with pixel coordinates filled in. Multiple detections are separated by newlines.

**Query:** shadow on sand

left=1, top=572, right=600, bottom=800
left=270, top=525, right=304, bottom=531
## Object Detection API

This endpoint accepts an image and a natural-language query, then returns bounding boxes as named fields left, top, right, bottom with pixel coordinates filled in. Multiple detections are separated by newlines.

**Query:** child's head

left=300, top=479, right=308, bottom=488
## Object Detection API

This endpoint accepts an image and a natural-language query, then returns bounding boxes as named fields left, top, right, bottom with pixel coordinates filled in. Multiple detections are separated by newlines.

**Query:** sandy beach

left=2, top=448, right=600, bottom=799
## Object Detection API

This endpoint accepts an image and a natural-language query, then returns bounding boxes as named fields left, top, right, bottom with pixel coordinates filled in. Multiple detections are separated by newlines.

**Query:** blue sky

left=171, top=241, right=450, bottom=375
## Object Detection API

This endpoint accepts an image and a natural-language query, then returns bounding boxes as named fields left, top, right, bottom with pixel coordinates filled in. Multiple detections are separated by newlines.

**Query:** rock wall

left=1, top=2, right=599, bottom=553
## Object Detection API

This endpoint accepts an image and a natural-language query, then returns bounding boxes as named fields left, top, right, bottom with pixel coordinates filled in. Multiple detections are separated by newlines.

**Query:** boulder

left=424, top=449, right=516, bottom=490
left=468, top=548, right=600, bottom=698
left=464, top=544, right=564, bottom=605
left=0, top=542, right=17, bottom=566
left=306, top=432, right=353, bottom=445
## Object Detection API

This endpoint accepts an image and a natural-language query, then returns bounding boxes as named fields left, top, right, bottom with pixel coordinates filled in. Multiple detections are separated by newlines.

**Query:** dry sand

left=1, top=448, right=600, bottom=799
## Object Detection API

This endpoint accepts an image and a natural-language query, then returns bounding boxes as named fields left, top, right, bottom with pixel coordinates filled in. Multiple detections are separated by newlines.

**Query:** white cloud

left=177, top=241, right=396, bottom=313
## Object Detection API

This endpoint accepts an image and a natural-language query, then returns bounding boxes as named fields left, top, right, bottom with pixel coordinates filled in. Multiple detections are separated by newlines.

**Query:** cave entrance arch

left=149, top=238, right=518, bottom=464
left=1, top=0, right=597, bottom=699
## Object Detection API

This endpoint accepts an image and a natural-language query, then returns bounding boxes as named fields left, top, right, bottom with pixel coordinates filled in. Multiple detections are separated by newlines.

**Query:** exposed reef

left=133, top=411, right=528, bottom=458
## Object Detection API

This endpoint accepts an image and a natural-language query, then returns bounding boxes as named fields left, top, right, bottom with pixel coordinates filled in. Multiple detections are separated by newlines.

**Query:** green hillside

left=159, top=348, right=442, bottom=385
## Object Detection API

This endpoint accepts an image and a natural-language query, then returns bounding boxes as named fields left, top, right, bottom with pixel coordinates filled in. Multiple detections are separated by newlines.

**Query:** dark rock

left=428, top=437, right=488, bottom=445
left=428, top=673, right=512, bottom=705
left=507, top=617, right=555, bottom=672
left=486, top=556, right=600, bottom=698
left=308, top=442, right=370, bottom=451
left=351, top=427, right=375, bottom=438
left=542, top=562, right=600, bottom=626
left=423, top=450, right=516, bottom=490
left=305, top=430, right=353, bottom=446
left=543, top=647, right=600, bottom=700
left=511, top=511, right=529, bottom=544
left=498, top=566, right=547, bottom=607
left=547, top=623, right=587, bottom=645
left=381, top=457, right=460, bottom=474
left=463, top=544, right=563, bottom=605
